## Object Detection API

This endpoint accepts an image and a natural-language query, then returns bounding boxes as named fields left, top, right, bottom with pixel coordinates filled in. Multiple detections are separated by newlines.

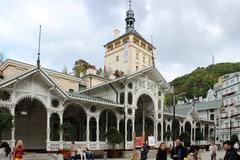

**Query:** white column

left=86, top=115, right=90, bottom=148
left=59, top=112, right=63, bottom=141
left=10, top=106, right=15, bottom=148
left=179, top=123, right=182, bottom=135
left=160, top=94, right=164, bottom=142
left=202, top=124, right=205, bottom=140
left=193, top=123, right=196, bottom=143
left=59, top=111, right=63, bottom=150
left=125, top=117, right=128, bottom=149
left=46, top=110, right=51, bottom=151
left=47, top=111, right=51, bottom=141
left=117, top=117, right=120, bottom=130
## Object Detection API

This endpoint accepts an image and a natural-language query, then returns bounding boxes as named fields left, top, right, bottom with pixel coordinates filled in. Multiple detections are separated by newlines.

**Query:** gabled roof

left=166, top=100, right=222, bottom=116
left=0, top=67, right=69, bottom=98
left=0, top=66, right=124, bottom=107
left=78, top=66, right=173, bottom=94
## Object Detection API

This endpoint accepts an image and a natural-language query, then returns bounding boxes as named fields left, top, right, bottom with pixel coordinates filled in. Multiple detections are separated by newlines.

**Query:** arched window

left=120, top=92, right=125, bottom=104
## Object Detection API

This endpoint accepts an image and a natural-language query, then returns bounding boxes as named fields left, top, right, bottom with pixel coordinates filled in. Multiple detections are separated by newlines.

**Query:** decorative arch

left=134, top=90, right=156, bottom=107
left=135, top=94, right=154, bottom=138
left=63, top=103, right=87, bottom=141
left=15, top=97, right=47, bottom=149
left=15, top=94, right=47, bottom=109
left=99, top=108, right=117, bottom=141
left=63, top=101, right=87, bottom=113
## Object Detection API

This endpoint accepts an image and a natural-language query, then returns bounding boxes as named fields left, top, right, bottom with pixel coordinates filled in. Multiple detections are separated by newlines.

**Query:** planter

left=106, top=149, right=123, bottom=158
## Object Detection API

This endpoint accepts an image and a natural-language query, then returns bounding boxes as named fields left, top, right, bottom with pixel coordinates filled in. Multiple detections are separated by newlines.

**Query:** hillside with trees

left=165, top=62, right=240, bottom=106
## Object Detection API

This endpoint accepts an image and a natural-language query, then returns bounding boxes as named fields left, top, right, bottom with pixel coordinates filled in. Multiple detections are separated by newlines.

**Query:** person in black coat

left=156, top=143, right=167, bottom=160
left=223, top=140, right=240, bottom=160
left=170, top=139, right=187, bottom=160
left=140, top=143, right=149, bottom=160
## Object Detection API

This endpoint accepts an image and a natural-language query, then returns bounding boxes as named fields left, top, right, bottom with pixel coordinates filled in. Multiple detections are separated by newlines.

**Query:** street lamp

left=172, top=92, right=186, bottom=146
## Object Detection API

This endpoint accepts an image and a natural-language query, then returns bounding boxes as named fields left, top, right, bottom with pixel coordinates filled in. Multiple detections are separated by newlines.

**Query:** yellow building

left=104, top=5, right=155, bottom=75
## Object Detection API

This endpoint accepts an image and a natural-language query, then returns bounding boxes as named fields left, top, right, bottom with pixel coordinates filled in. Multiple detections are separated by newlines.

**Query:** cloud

left=1, top=0, right=240, bottom=81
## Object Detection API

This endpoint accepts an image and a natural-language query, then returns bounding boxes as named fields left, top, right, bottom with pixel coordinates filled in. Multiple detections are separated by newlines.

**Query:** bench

left=92, top=150, right=105, bottom=158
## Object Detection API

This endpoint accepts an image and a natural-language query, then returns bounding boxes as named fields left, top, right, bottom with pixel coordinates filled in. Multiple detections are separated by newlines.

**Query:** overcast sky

left=1, top=0, right=240, bottom=82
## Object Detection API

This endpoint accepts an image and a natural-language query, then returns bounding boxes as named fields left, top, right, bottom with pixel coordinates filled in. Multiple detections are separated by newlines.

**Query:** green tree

left=73, top=59, right=91, bottom=77
left=180, top=131, right=191, bottom=147
left=166, top=62, right=240, bottom=107
left=0, top=108, right=13, bottom=141
left=105, top=127, right=123, bottom=149
left=59, top=122, right=75, bottom=141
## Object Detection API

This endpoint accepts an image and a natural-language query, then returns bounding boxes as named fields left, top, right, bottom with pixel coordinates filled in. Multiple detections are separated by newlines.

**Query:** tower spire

left=125, top=0, right=135, bottom=32
left=37, top=25, right=42, bottom=68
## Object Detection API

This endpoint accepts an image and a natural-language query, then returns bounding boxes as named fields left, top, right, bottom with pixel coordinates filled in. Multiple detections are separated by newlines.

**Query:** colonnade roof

left=78, top=66, right=173, bottom=95
left=68, top=92, right=124, bottom=108
left=166, top=100, right=222, bottom=116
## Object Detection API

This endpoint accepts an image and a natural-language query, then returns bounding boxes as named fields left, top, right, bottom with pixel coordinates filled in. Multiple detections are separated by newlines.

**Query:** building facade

left=214, top=72, right=240, bottom=141
left=0, top=3, right=214, bottom=151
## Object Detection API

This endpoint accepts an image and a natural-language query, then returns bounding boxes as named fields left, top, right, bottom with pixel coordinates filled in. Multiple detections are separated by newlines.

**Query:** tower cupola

left=125, top=0, right=135, bottom=32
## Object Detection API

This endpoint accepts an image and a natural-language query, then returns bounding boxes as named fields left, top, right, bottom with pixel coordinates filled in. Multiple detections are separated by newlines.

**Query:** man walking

left=223, top=140, right=240, bottom=160
left=170, top=138, right=187, bottom=160
left=209, top=142, right=218, bottom=160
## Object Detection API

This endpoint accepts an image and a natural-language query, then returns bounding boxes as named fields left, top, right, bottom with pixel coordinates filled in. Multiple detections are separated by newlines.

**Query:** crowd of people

left=0, top=137, right=240, bottom=160
left=154, top=138, right=240, bottom=160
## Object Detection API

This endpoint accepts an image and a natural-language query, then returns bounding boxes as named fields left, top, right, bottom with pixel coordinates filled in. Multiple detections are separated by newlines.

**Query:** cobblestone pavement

left=24, top=149, right=226, bottom=160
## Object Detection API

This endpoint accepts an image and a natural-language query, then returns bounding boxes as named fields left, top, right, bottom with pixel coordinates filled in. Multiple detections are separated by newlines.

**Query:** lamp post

left=172, top=92, right=186, bottom=146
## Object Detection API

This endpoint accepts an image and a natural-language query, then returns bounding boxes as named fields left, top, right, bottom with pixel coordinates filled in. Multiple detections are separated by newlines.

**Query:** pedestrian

left=170, top=138, right=187, bottom=160
left=69, top=141, right=77, bottom=160
left=223, top=140, right=240, bottom=160
left=76, top=146, right=86, bottom=160
left=209, top=142, right=218, bottom=160
left=187, top=146, right=197, bottom=160
left=0, top=141, right=11, bottom=160
left=140, top=143, right=149, bottom=160
left=156, top=143, right=167, bottom=160
left=85, top=147, right=95, bottom=160
left=12, top=140, right=24, bottom=160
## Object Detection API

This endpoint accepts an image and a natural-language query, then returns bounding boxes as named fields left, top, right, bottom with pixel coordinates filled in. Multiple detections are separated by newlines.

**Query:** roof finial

left=129, top=0, right=131, bottom=9
left=37, top=25, right=42, bottom=68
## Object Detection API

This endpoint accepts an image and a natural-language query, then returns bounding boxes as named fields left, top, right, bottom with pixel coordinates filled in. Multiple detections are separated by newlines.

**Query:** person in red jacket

left=12, top=140, right=24, bottom=160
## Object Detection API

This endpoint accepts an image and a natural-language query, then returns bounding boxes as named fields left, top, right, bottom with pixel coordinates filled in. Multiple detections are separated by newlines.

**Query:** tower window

left=143, top=56, right=146, bottom=63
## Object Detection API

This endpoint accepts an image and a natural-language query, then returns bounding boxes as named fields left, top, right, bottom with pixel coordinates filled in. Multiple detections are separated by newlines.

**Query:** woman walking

left=12, top=140, right=24, bottom=160
left=156, top=143, right=167, bottom=160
